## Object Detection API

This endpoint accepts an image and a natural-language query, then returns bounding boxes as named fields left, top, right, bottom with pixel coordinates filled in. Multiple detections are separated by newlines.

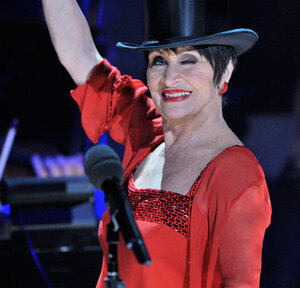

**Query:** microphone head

left=84, top=145, right=124, bottom=189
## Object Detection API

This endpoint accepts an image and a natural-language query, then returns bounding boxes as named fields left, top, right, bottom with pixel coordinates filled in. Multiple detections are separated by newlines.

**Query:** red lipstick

left=161, top=89, right=192, bottom=102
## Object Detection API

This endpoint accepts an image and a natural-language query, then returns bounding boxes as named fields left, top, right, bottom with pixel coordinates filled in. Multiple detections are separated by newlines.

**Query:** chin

left=161, top=109, right=195, bottom=122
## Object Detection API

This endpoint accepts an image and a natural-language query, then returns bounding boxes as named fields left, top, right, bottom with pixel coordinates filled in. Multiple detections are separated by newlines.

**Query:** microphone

left=84, top=145, right=151, bottom=266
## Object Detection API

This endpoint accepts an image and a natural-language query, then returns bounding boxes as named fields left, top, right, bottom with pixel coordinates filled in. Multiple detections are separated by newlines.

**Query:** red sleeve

left=207, top=148, right=272, bottom=287
left=218, top=178, right=271, bottom=287
left=70, top=59, right=157, bottom=145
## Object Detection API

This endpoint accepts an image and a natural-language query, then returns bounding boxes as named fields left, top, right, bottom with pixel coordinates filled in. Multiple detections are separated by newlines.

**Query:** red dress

left=71, top=59, right=272, bottom=288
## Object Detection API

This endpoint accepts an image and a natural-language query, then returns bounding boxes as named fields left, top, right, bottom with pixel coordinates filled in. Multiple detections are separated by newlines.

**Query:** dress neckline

left=129, top=145, right=248, bottom=196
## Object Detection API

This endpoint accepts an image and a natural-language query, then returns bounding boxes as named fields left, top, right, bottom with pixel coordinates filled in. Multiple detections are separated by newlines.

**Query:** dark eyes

left=149, top=56, right=197, bottom=67
left=181, top=59, right=196, bottom=64
left=150, top=56, right=167, bottom=66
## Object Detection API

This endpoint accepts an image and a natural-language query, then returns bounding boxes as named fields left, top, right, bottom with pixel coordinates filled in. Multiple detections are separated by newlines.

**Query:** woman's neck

left=162, top=109, right=228, bottom=148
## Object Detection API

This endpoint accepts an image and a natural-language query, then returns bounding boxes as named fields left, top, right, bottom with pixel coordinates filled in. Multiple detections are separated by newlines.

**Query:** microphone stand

left=84, top=145, right=151, bottom=287
left=104, top=222, right=126, bottom=288
left=104, top=191, right=126, bottom=288
left=96, top=176, right=150, bottom=287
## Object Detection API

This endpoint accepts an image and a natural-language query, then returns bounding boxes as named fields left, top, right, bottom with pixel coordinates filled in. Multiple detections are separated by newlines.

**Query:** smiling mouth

left=161, top=89, right=192, bottom=102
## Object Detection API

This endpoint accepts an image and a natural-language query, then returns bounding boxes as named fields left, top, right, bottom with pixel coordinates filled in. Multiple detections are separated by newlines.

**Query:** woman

left=42, top=0, right=271, bottom=287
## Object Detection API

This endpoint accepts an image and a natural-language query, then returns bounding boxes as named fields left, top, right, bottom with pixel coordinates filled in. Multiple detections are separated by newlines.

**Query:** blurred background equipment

left=0, top=119, right=100, bottom=287
left=0, top=118, right=18, bottom=181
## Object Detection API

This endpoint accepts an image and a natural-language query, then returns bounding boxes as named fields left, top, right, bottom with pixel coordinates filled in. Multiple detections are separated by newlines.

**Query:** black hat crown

left=145, top=0, right=230, bottom=41
left=117, top=0, right=258, bottom=56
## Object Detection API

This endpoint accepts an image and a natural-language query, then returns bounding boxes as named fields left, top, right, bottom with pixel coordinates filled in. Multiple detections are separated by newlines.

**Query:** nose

left=161, top=63, right=181, bottom=87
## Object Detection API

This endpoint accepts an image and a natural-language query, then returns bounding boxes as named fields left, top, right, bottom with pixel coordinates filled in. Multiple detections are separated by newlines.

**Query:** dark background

left=0, top=0, right=299, bottom=156
left=0, top=0, right=299, bottom=287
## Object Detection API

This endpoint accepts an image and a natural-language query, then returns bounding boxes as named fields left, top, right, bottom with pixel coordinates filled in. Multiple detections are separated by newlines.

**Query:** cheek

left=186, top=67, right=212, bottom=81
left=146, top=71, right=160, bottom=93
left=186, top=70, right=214, bottom=92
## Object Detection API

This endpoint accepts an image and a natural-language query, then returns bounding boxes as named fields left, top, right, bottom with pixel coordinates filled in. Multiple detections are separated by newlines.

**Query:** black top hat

left=117, top=0, right=258, bottom=56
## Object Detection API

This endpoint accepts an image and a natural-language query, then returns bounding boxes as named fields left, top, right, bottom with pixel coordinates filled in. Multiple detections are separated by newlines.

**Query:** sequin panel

left=128, top=175, right=194, bottom=238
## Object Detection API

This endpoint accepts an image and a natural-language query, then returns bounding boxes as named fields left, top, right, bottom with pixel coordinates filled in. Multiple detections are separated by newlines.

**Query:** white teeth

left=163, top=91, right=191, bottom=97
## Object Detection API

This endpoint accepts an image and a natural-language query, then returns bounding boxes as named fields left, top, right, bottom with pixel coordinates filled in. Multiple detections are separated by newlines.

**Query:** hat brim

left=116, top=28, right=258, bottom=56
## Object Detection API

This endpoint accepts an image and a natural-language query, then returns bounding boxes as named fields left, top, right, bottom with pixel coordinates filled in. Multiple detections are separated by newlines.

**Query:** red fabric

left=71, top=59, right=272, bottom=288
left=99, top=214, right=188, bottom=288
left=188, top=147, right=271, bottom=288
left=71, top=59, right=163, bottom=173
left=128, top=172, right=195, bottom=237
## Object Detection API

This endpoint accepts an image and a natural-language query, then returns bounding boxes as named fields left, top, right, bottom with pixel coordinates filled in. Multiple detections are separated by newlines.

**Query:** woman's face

left=146, top=46, right=222, bottom=124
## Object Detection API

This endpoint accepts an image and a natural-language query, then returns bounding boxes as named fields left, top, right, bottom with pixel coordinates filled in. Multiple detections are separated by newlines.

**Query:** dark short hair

left=145, top=45, right=237, bottom=86
left=195, top=45, right=237, bottom=85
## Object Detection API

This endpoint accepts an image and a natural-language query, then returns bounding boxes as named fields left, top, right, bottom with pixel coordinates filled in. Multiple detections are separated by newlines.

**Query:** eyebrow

left=148, top=49, right=164, bottom=56
left=149, top=47, right=196, bottom=56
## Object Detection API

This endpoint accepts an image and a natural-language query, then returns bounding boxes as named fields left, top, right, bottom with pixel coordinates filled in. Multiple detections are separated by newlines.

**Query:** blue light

left=94, top=133, right=108, bottom=220
left=0, top=204, right=10, bottom=215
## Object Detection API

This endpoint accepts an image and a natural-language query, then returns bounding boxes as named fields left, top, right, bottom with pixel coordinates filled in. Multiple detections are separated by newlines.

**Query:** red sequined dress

left=71, top=59, right=272, bottom=288
left=98, top=172, right=200, bottom=287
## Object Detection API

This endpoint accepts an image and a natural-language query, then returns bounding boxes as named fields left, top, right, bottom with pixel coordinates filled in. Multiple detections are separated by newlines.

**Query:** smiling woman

left=146, top=46, right=233, bottom=125
left=41, top=0, right=271, bottom=287
left=145, top=45, right=237, bottom=85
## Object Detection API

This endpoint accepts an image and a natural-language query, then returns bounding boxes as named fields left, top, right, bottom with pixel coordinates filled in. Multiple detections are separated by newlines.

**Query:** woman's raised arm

left=42, top=0, right=103, bottom=85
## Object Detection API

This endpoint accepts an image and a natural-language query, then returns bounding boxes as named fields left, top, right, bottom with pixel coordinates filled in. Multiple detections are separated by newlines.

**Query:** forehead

left=148, top=46, right=197, bottom=56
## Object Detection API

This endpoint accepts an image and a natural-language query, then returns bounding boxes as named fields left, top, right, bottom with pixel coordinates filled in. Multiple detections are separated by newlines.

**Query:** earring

left=219, top=81, right=228, bottom=94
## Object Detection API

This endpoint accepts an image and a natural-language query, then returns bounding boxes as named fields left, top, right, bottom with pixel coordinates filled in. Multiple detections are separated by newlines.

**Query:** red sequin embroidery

left=128, top=174, right=198, bottom=238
